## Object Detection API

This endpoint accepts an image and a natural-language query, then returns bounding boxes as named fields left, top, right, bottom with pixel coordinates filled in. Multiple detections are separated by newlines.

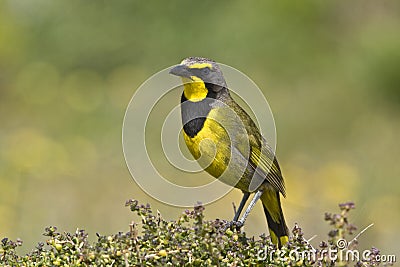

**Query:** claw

left=224, top=220, right=244, bottom=232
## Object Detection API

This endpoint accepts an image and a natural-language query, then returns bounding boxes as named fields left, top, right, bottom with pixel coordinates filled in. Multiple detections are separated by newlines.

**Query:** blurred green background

left=1, top=0, right=399, bottom=256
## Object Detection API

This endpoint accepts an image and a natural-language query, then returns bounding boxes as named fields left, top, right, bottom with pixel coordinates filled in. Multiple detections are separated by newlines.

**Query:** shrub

left=0, top=200, right=392, bottom=266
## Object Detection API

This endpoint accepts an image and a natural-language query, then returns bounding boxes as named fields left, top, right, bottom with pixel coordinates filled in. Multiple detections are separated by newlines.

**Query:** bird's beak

left=169, top=65, right=192, bottom=78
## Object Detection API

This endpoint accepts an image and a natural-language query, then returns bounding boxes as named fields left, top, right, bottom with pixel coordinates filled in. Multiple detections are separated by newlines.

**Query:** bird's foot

left=224, top=220, right=244, bottom=232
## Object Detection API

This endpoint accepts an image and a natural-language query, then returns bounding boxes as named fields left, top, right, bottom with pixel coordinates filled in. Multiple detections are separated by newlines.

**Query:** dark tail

left=260, top=189, right=289, bottom=248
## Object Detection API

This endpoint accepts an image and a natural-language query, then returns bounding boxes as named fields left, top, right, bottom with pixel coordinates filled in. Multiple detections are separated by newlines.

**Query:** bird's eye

left=202, top=67, right=210, bottom=75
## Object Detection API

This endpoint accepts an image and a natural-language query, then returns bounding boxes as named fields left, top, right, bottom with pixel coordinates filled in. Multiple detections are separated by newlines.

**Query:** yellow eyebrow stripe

left=188, top=63, right=213, bottom=69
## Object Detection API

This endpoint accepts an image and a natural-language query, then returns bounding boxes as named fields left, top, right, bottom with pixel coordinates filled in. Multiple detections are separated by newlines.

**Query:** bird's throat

left=182, top=77, right=208, bottom=102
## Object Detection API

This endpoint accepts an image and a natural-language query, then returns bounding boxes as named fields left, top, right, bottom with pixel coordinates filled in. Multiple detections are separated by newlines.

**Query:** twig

left=349, top=223, right=374, bottom=246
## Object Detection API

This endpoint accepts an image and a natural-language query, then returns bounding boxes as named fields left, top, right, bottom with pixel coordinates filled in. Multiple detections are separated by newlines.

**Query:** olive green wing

left=226, top=98, right=286, bottom=196
left=248, top=138, right=286, bottom=197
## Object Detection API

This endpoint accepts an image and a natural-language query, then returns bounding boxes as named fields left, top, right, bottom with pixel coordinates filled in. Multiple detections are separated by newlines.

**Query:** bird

left=169, top=56, right=289, bottom=247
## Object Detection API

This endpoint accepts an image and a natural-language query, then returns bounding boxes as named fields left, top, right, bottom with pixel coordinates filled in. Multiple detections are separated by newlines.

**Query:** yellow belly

left=183, top=114, right=230, bottom=179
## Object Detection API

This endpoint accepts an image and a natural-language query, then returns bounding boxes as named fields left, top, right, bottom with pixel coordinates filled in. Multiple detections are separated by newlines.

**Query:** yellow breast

left=183, top=109, right=231, bottom=179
